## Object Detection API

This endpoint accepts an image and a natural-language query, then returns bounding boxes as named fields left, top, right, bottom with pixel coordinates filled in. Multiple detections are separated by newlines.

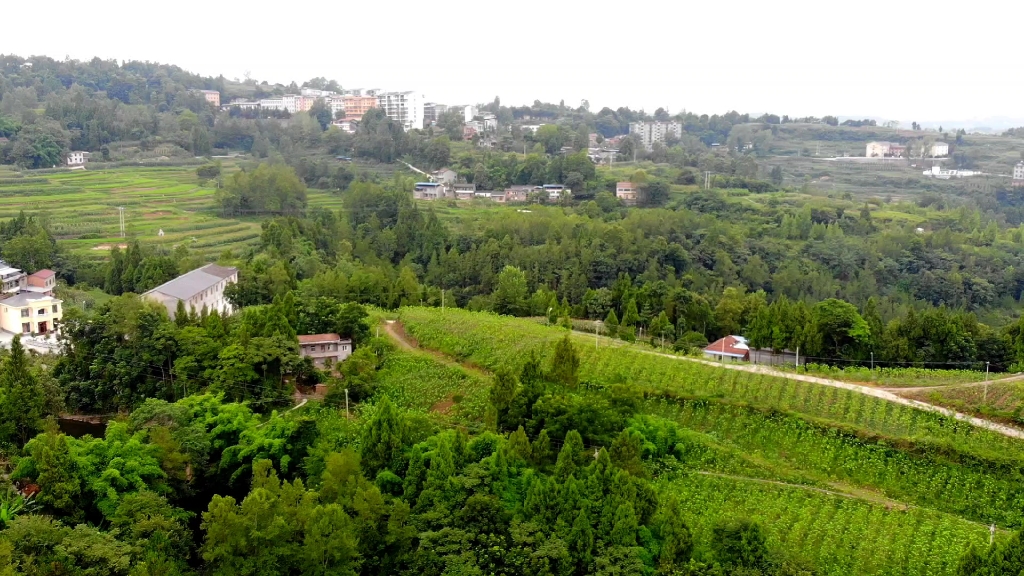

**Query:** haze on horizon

left=3, top=0, right=1021, bottom=126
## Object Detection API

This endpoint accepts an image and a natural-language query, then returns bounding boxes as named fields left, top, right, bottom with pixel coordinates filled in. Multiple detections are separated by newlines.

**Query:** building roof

left=617, top=181, right=635, bottom=187
left=1, top=292, right=57, bottom=308
left=298, top=333, right=347, bottom=344
left=0, top=267, right=21, bottom=276
left=704, top=335, right=749, bottom=358
left=143, top=263, right=237, bottom=301
left=29, top=269, right=55, bottom=280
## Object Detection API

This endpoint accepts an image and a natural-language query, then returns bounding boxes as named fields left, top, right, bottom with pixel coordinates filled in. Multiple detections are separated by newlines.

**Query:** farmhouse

left=298, top=333, right=352, bottom=368
left=142, top=263, right=238, bottom=319
left=0, top=292, right=62, bottom=335
left=703, top=335, right=749, bottom=362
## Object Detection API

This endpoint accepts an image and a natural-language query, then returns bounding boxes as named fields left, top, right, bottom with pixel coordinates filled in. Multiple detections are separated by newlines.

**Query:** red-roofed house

left=27, top=269, right=56, bottom=296
left=703, top=335, right=749, bottom=362
left=298, top=333, right=352, bottom=368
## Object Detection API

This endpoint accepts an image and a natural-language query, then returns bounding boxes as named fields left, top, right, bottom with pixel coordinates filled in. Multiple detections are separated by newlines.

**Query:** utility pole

left=117, top=206, right=126, bottom=238
left=442, top=289, right=445, bottom=314
left=594, top=320, right=602, bottom=349
left=870, top=352, right=874, bottom=371
left=984, top=362, right=990, bottom=404
left=344, top=388, right=349, bottom=418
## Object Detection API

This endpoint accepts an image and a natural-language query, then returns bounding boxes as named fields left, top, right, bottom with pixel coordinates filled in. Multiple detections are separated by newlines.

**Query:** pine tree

left=105, top=246, right=125, bottom=295
left=549, top=335, right=580, bottom=388
left=0, top=336, right=45, bottom=446
left=567, top=509, right=595, bottom=570
left=604, top=309, right=619, bottom=335
left=507, top=426, right=532, bottom=462
left=609, top=503, right=638, bottom=547
left=555, top=430, right=585, bottom=480
left=488, top=370, right=519, bottom=431
left=622, top=299, right=640, bottom=327
left=531, top=429, right=552, bottom=467
left=174, top=300, right=190, bottom=327
left=359, top=396, right=406, bottom=476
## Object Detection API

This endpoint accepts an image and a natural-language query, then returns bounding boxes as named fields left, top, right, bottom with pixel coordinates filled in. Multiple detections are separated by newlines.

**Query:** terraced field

left=0, top=166, right=265, bottom=260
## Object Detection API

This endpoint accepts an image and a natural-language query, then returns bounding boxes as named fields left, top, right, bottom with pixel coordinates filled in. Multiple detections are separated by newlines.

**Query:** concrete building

left=413, top=182, right=445, bottom=200
left=66, top=151, right=89, bottom=166
left=453, top=183, right=476, bottom=200
left=431, top=168, right=457, bottom=184
left=331, top=119, right=358, bottom=133
left=225, top=99, right=260, bottom=111
left=259, top=98, right=287, bottom=111
left=503, top=186, right=533, bottom=203
left=325, top=95, right=346, bottom=117
left=1013, top=161, right=1024, bottom=187
left=142, top=263, right=238, bottom=320
left=703, top=335, right=749, bottom=362
left=197, top=90, right=220, bottom=106
left=298, top=333, right=352, bottom=368
left=931, top=142, right=949, bottom=157
left=616, top=181, right=638, bottom=205
left=0, top=292, right=62, bottom=335
left=542, top=184, right=570, bottom=201
left=377, top=91, right=425, bottom=130
left=26, top=269, right=56, bottom=296
left=865, top=141, right=905, bottom=158
left=341, top=95, right=378, bottom=121
left=629, top=121, right=683, bottom=150
left=0, top=262, right=27, bottom=293
left=424, top=102, right=447, bottom=124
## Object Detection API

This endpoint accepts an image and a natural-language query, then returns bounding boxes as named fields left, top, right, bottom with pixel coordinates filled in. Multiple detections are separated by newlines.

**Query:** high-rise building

left=424, top=103, right=447, bottom=124
left=377, top=91, right=425, bottom=131
left=1014, top=161, right=1024, bottom=187
left=628, top=121, right=683, bottom=150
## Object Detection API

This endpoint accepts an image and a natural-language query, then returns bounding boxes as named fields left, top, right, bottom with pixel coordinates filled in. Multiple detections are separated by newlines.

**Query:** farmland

left=0, top=163, right=361, bottom=262
left=390, top=306, right=1024, bottom=575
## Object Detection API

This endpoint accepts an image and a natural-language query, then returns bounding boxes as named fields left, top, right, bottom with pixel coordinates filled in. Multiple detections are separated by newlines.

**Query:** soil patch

left=430, top=396, right=456, bottom=414
left=92, top=243, right=128, bottom=250
left=143, top=210, right=173, bottom=217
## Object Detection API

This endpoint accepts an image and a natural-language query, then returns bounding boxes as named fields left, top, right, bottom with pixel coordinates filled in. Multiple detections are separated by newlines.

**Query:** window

left=37, top=308, right=46, bottom=316
left=52, top=305, right=58, bottom=313
left=20, top=309, right=29, bottom=318
left=21, top=323, right=29, bottom=333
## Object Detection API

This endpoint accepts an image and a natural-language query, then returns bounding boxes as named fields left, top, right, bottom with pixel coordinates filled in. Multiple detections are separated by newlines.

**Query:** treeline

left=200, top=177, right=1024, bottom=370
left=54, top=291, right=370, bottom=414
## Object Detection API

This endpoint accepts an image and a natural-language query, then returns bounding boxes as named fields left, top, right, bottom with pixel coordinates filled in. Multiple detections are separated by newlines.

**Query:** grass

left=901, top=380, right=1024, bottom=425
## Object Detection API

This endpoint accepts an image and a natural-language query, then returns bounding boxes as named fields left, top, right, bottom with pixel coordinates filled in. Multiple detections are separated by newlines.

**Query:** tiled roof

left=298, top=333, right=345, bottom=344
left=704, top=335, right=749, bottom=358
left=29, top=269, right=55, bottom=279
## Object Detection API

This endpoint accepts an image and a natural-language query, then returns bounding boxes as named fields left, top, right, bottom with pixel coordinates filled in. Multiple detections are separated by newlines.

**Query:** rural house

left=703, top=335, right=749, bottom=362
left=142, top=263, right=238, bottom=319
left=298, top=333, right=352, bottom=368
left=26, top=269, right=56, bottom=296
left=0, top=292, right=62, bottom=335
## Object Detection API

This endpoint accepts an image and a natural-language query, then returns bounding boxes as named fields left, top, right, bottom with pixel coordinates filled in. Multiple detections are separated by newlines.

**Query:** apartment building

left=1014, top=161, right=1024, bottom=187
left=195, top=90, right=221, bottom=106
left=628, top=121, right=683, bottom=150
left=341, top=95, right=378, bottom=121
left=377, top=91, right=425, bottom=131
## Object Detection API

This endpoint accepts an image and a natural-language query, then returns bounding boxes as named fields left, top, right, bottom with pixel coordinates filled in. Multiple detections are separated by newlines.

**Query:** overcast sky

left=3, top=0, right=1021, bottom=125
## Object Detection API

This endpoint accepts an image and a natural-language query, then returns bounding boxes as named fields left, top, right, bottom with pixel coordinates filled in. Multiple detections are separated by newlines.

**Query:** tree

left=309, top=100, right=333, bottom=131
left=549, top=334, right=580, bottom=388
left=770, top=165, right=783, bottom=185
left=360, top=396, right=407, bottom=476
left=493, top=265, right=528, bottom=316
left=810, top=298, right=871, bottom=358
left=0, top=336, right=45, bottom=447
left=639, top=180, right=671, bottom=207
left=711, top=519, right=769, bottom=571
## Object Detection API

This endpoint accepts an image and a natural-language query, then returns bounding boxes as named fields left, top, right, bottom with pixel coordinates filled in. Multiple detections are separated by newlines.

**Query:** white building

left=66, top=151, right=89, bottom=166
left=142, top=263, right=238, bottom=319
left=628, top=121, right=683, bottom=150
left=225, top=99, right=260, bottom=111
left=931, top=142, right=949, bottom=157
left=922, top=166, right=976, bottom=179
left=259, top=98, right=286, bottom=111
left=325, top=95, right=346, bottom=117
left=1013, top=161, right=1024, bottom=187
left=377, top=91, right=425, bottom=131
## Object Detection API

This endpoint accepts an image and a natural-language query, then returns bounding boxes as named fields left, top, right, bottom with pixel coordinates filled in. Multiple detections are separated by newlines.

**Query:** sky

left=3, top=0, right=1022, bottom=126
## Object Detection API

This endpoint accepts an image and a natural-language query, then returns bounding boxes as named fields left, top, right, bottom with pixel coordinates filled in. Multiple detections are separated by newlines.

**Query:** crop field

left=790, top=364, right=989, bottom=388
left=396, top=306, right=1022, bottom=574
left=398, top=307, right=1024, bottom=461
left=902, top=380, right=1024, bottom=424
left=0, top=166, right=262, bottom=260
left=374, top=347, right=490, bottom=421
left=664, top=472, right=994, bottom=576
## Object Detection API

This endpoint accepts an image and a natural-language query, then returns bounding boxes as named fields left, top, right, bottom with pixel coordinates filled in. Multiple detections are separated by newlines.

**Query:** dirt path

left=694, top=471, right=1004, bottom=529
left=383, top=320, right=491, bottom=377
left=574, top=330, right=1024, bottom=440
left=886, top=373, right=1024, bottom=393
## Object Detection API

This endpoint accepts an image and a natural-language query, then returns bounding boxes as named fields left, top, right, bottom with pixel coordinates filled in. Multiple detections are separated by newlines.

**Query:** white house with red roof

left=703, top=335, right=750, bottom=362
